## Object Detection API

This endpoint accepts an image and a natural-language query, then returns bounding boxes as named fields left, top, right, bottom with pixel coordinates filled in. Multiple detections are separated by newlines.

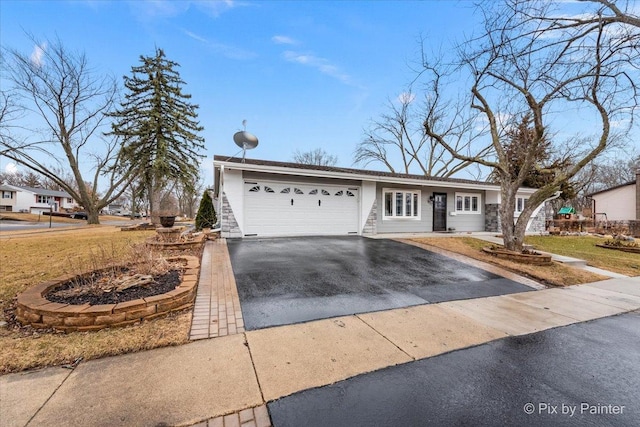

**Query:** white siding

left=592, top=184, right=636, bottom=221
left=223, top=169, right=245, bottom=234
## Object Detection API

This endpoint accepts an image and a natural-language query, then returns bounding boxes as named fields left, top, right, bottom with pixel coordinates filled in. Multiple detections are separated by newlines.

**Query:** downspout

left=217, top=164, right=224, bottom=226
left=527, top=191, right=562, bottom=232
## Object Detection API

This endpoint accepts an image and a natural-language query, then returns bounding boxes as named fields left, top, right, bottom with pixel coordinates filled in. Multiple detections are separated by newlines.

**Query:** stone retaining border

left=481, top=246, right=552, bottom=265
left=16, top=255, right=200, bottom=332
left=145, top=233, right=206, bottom=250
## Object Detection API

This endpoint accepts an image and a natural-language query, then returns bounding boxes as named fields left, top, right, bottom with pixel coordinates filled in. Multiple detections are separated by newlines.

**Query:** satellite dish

left=233, top=120, right=259, bottom=162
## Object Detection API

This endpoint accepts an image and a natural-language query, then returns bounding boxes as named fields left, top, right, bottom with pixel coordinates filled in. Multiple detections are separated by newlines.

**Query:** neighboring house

left=213, top=156, right=545, bottom=238
left=0, top=185, right=79, bottom=214
left=105, top=203, right=125, bottom=215
left=588, top=171, right=640, bottom=221
left=0, top=185, right=18, bottom=212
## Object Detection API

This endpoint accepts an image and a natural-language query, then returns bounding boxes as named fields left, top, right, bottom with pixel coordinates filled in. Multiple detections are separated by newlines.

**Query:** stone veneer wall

left=362, top=200, right=377, bottom=235
left=485, top=203, right=546, bottom=233
left=528, top=206, right=546, bottom=233
left=221, top=192, right=241, bottom=238
left=485, top=204, right=501, bottom=232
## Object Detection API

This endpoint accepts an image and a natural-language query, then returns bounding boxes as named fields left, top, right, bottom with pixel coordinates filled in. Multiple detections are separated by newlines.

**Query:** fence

left=546, top=219, right=639, bottom=237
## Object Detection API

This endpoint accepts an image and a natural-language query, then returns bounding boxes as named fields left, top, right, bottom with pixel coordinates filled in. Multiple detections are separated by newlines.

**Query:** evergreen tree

left=108, top=48, right=205, bottom=222
left=195, top=191, right=217, bottom=231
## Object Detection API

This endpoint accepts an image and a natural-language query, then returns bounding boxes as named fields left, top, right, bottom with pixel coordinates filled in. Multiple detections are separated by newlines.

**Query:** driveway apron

left=227, top=236, right=533, bottom=330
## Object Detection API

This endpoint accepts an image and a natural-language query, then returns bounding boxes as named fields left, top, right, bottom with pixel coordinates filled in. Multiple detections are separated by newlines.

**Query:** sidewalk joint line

left=25, top=367, right=75, bottom=426
left=243, top=332, right=267, bottom=404
left=354, top=314, right=415, bottom=361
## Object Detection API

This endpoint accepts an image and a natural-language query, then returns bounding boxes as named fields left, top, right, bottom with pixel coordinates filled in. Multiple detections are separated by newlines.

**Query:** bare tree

left=175, top=176, right=204, bottom=218
left=420, top=0, right=639, bottom=251
left=292, top=148, right=338, bottom=166
left=356, top=88, right=490, bottom=178
left=1, top=36, right=135, bottom=223
left=0, top=90, right=40, bottom=157
left=0, top=170, right=42, bottom=187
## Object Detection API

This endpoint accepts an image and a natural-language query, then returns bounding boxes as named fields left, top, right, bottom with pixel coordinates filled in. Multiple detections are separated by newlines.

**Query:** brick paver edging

left=190, top=239, right=245, bottom=340
left=16, top=255, right=200, bottom=332
left=191, top=404, right=272, bottom=427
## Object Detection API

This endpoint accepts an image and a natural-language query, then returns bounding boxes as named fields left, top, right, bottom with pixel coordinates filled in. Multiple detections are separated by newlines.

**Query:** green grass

left=525, top=235, right=640, bottom=276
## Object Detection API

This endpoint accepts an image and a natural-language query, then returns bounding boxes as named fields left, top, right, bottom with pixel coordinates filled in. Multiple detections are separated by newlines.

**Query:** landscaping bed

left=409, top=237, right=607, bottom=287
left=0, top=227, right=194, bottom=374
left=481, top=246, right=552, bottom=265
left=595, top=243, right=640, bottom=254
left=16, top=256, right=199, bottom=332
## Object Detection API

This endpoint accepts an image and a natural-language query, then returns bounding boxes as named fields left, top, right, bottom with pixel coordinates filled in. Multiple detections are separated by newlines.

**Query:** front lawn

left=525, top=235, right=640, bottom=277
left=409, top=237, right=608, bottom=287
left=0, top=227, right=192, bottom=374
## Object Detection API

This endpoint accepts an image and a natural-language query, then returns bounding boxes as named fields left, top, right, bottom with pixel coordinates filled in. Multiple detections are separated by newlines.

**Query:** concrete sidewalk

left=2, top=242, right=639, bottom=427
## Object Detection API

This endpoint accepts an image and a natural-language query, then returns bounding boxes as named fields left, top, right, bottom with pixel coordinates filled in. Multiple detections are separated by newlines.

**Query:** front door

left=432, top=193, right=447, bottom=232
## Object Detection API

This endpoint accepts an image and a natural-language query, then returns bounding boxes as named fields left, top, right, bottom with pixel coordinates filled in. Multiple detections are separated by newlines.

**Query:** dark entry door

left=433, top=193, right=447, bottom=231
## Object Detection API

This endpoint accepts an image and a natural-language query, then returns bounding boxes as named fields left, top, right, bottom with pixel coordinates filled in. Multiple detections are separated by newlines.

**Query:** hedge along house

left=213, top=156, right=545, bottom=238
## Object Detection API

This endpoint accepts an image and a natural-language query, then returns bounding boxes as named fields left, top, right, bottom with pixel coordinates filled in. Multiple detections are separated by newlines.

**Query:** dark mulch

left=46, top=270, right=182, bottom=306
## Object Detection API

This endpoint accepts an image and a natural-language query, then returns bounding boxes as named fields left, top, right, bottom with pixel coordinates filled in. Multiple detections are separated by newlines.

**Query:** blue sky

left=1, top=0, right=485, bottom=186
left=1, top=0, right=638, bottom=188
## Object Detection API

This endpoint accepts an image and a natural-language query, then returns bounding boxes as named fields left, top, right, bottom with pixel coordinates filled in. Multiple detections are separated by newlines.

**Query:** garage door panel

left=244, top=181, right=358, bottom=236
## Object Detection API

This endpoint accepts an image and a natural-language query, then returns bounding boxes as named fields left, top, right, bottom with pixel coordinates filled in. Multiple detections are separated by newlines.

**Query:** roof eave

left=213, top=159, right=534, bottom=193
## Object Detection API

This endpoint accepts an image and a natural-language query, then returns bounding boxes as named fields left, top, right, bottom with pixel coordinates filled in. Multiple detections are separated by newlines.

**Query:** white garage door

left=243, top=180, right=360, bottom=237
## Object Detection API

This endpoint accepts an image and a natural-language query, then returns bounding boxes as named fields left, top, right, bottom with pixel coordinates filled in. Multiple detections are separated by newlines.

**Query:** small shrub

left=195, top=191, right=217, bottom=231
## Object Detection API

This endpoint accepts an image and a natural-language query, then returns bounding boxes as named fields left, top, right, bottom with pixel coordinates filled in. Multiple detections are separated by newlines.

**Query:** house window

left=516, top=197, right=528, bottom=214
left=455, top=193, right=481, bottom=214
left=383, top=189, right=421, bottom=219
left=2, top=191, right=12, bottom=199
left=37, top=195, right=53, bottom=204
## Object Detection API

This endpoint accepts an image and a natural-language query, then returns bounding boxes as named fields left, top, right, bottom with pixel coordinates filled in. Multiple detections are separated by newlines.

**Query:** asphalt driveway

left=228, top=236, right=533, bottom=330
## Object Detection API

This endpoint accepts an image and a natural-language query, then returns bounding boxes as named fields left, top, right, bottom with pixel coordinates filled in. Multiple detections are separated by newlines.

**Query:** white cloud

left=397, top=92, right=415, bottom=105
left=195, top=0, right=238, bottom=17
left=184, top=30, right=208, bottom=43
left=474, top=112, right=514, bottom=132
left=272, top=35, right=298, bottom=45
left=182, top=29, right=257, bottom=60
left=4, top=163, right=18, bottom=174
left=129, top=0, right=241, bottom=20
left=30, top=43, right=46, bottom=67
left=282, top=50, right=352, bottom=85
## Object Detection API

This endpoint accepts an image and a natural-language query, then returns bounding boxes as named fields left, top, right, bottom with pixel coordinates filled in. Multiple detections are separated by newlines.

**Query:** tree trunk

left=86, top=206, right=100, bottom=225
left=149, top=181, right=162, bottom=225
left=500, top=183, right=523, bottom=252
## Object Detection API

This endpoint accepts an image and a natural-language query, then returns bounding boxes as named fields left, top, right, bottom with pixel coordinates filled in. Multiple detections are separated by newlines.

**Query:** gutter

left=213, top=160, right=538, bottom=194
